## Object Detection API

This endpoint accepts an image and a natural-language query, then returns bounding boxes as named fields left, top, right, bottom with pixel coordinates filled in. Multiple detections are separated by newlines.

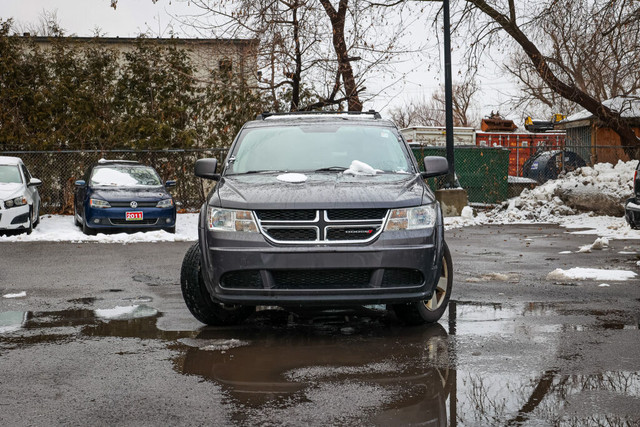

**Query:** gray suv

left=180, top=111, right=453, bottom=326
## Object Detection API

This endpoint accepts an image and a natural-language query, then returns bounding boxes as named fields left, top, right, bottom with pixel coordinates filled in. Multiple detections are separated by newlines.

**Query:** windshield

left=90, top=166, right=162, bottom=187
left=0, top=165, right=22, bottom=184
left=227, top=124, right=413, bottom=174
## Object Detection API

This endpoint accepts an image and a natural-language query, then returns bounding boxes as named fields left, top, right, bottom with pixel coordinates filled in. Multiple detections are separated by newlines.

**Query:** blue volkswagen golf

left=74, top=160, right=177, bottom=235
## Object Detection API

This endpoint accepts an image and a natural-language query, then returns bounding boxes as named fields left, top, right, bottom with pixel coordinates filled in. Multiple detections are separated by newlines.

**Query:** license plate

left=126, top=211, right=143, bottom=221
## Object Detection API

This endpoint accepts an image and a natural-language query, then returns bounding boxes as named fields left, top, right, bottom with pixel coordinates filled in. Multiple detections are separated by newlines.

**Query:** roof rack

left=256, top=110, right=382, bottom=120
left=97, top=158, right=140, bottom=165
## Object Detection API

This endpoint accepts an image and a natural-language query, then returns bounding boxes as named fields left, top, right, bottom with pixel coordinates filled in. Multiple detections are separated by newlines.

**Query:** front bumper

left=198, top=212, right=445, bottom=307
left=625, top=197, right=640, bottom=229
left=83, top=206, right=176, bottom=230
left=0, top=204, right=30, bottom=230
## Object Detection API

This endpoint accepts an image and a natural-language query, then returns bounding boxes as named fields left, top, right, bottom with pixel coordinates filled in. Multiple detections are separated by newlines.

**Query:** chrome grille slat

left=255, top=209, right=388, bottom=244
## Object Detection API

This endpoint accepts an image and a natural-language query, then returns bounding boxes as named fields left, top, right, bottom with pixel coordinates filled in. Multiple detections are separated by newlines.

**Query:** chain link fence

left=1, top=149, right=228, bottom=214
left=2, top=144, right=635, bottom=213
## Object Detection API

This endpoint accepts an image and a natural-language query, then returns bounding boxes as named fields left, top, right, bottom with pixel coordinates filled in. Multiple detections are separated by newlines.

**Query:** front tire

left=392, top=241, right=453, bottom=325
left=82, top=213, right=96, bottom=235
left=180, top=243, right=255, bottom=326
left=25, top=206, right=33, bottom=235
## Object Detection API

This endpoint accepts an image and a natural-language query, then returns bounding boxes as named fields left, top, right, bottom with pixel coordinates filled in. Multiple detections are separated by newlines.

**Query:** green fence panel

left=411, top=146, right=509, bottom=204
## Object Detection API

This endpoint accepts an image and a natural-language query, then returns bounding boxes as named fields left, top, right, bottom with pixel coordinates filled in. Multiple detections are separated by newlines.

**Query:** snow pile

left=3, top=291, right=26, bottom=299
left=343, top=160, right=379, bottom=176
left=578, top=237, right=609, bottom=253
left=94, top=304, right=158, bottom=320
left=547, top=267, right=637, bottom=281
left=486, top=160, right=636, bottom=222
left=471, top=160, right=636, bottom=223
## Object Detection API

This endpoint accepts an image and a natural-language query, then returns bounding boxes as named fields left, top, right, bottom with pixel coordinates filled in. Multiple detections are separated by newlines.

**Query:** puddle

left=1, top=301, right=639, bottom=425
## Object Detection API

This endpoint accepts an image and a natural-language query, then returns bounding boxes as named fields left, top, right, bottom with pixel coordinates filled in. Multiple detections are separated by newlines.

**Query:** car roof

left=0, top=156, right=23, bottom=166
left=243, top=111, right=397, bottom=129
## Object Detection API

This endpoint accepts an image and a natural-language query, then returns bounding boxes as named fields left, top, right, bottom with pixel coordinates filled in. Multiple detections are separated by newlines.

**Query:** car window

left=90, top=166, right=162, bottom=187
left=0, top=165, right=23, bottom=184
left=228, top=125, right=413, bottom=174
left=21, top=165, right=32, bottom=182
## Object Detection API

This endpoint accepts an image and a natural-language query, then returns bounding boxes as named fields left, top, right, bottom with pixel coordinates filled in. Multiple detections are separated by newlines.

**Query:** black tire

left=392, top=241, right=453, bottom=325
left=33, top=203, right=40, bottom=229
left=164, top=226, right=176, bottom=234
left=74, top=204, right=81, bottom=227
left=180, top=243, right=255, bottom=326
left=25, top=206, right=33, bottom=235
left=82, top=213, right=96, bottom=236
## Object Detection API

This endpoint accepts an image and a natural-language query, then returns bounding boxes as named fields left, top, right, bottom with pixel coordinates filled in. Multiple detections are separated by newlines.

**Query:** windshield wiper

left=313, top=166, right=348, bottom=172
left=240, top=170, right=288, bottom=175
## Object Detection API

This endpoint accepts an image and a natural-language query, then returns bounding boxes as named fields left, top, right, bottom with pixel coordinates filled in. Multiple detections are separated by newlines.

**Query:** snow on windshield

left=90, top=166, right=161, bottom=187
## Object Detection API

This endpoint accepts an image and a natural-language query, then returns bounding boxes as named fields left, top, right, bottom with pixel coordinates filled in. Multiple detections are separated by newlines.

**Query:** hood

left=91, top=187, right=170, bottom=202
left=0, top=183, right=24, bottom=200
left=214, top=173, right=428, bottom=210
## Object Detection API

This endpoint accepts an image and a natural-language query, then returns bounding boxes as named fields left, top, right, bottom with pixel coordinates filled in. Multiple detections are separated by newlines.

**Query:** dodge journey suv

left=180, top=111, right=453, bottom=326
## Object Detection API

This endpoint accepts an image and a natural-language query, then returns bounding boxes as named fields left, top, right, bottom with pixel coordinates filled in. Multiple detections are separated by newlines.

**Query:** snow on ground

left=0, top=213, right=199, bottom=243
left=547, top=267, right=637, bottom=282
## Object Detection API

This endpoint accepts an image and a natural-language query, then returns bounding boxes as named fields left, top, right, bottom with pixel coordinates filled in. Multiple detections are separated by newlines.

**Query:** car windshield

left=227, top=124, right=413, bottom=174
left=0, top=165, right=22, bottom=184
left=90, top=166, right=162, bottom=187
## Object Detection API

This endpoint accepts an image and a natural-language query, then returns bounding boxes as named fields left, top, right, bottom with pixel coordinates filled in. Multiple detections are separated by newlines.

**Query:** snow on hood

left=0, top=182, right=23, bottom=199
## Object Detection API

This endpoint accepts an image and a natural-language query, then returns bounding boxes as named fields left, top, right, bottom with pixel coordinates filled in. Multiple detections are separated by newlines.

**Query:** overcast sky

left=2, top=0, right=516, bottom=121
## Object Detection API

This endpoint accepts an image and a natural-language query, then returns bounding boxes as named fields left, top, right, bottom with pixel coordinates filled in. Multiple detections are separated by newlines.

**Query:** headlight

left=385, top=204, right=437, bottom=231
left=4, top=196, right=27, bottom=209
left=89, top=198, right=111, bottom=208
left=156, top=199, right=174, bottom=208
left=207, top=207, right=258, bottom=232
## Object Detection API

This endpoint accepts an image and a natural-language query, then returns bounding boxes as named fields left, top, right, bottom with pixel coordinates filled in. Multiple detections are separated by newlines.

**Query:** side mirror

left=420, top=156, right=449, bottom=179
left=194, top=158, right=220, bottom=180
left=28, top=178, right=42, bottom=187
left=75, top=180, right=86, bottom=187
left=165, top=180, right=177, bottom=188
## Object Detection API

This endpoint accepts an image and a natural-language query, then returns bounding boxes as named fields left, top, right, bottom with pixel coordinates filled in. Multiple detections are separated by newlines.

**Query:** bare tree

left=389, top=78, right=480, bottom=128
left=457, top=0, right=640, bottom=156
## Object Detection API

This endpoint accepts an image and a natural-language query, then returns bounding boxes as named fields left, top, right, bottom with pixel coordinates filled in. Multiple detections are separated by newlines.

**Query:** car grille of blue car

left=109, top=218, right=159, bottom=225
left=109, top=201, right=158, bottom=208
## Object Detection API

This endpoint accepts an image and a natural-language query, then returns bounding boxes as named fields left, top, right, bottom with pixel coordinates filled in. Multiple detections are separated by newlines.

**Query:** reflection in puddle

left=0, top=301, right=639, bottom=425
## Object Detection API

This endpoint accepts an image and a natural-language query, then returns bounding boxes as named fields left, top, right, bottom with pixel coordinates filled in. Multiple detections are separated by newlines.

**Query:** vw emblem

left=130, top=201, right=138, bottom=208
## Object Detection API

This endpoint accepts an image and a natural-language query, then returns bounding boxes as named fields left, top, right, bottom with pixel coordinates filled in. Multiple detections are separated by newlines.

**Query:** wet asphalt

left=1, top=224, right=639, bottom=426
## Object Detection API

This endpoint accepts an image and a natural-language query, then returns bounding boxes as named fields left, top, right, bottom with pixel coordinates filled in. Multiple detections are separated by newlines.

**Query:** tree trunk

left=319, top=0, right=363, bottom=111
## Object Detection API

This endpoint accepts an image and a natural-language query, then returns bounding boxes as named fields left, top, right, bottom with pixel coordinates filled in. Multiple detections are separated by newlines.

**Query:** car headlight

left=207, top=207, right=258, bottom=232
left=385, top=204, right=437, bottom=231
left=156, top=199, right=174, bottom=208
left=4, top=196, right=27, bottom=209
left=89, top=198, right=111, bottom=208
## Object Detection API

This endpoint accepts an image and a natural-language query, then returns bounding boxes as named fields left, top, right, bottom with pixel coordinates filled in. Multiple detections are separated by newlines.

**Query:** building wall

left=594, top=127, right=640, bottom=164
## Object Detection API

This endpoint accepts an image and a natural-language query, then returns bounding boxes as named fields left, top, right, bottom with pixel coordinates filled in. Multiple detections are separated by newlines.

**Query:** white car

left=0, top=156, right=42, bottom=234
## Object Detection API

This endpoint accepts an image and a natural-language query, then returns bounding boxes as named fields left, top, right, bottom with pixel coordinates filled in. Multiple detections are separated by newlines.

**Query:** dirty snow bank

left=546, top=267, right=637, bottom=281
left=446, top=160, right=640, bottom=239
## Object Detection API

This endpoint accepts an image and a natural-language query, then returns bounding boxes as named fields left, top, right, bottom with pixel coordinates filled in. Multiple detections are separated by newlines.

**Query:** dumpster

left=411, top=145, right=509, bottom=204
left=523, top=150, right=586, bottom=183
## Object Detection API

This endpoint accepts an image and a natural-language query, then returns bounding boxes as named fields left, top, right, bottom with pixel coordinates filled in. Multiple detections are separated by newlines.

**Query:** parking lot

left=1, top=223, right=639, bottom=425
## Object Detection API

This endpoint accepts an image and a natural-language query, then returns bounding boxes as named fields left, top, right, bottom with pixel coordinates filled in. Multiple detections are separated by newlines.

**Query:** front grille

left=327, top=209, right=388, bottom=221
left=109, top=218, right=159, bottom=225
left=272, top=269, right=373, bottom=289
left=220, top=270, right=263, bottom=289
left=256, top=209, right=388, bottom=245
left=326, top=227, right=380, bottom=241
left=109, top=201, right=158, bottom=208
left=264, top=228, right=317, bottom=241
left=381, top=269, right=424, bottom=287
left=256, top=210, right=316, bottom=221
